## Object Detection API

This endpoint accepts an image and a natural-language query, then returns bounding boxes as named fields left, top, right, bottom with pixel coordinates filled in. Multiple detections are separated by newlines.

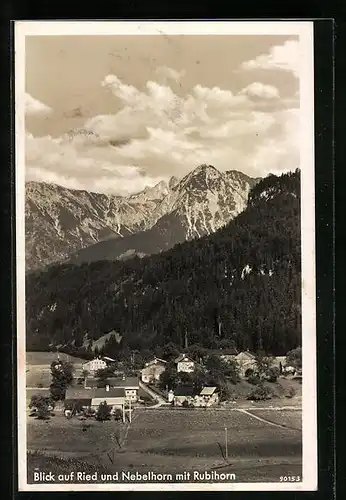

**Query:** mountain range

left=26, top=170, right=301, bottom=356
left=25, top=165, right=259, bottom=271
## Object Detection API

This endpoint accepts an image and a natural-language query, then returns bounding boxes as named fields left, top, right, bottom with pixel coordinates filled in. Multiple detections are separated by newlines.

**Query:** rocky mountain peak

left=168, top=176, right=179, bottom=190
left=25, top=165, right=261, bottom=271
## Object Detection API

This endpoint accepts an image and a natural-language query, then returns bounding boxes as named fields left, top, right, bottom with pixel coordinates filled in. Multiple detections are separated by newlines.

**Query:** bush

left=182, top=399, right=190, bottom=408
left=113, top=408, right=123, bottom=421
left=286, top=347, right=302, bottom=370
left=285, top=387, right=296, bottom=398
left=266, top=367, right=280, bottom=382
left=29, top=394, right=54, bottom=419
left=84, top=407, right=96, bottom=418
left=96, top=401, right=112, bottom=421
left=247, top=384, right=273, bottom=401
left=247, top=374, right=261, bottom=385
left=245, top=368, right=254, bottom=378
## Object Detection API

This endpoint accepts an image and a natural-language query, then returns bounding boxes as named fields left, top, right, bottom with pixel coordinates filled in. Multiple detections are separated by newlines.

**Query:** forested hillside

left=26, top=170, right=301, bottom=357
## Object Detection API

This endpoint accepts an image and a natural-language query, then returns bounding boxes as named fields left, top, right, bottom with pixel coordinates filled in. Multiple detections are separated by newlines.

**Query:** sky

left=25, top=34, right=301, bottom=196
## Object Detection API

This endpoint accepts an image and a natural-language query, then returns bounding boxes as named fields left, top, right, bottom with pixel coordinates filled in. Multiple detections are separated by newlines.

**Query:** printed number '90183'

left=280, top=476, right=301, bottom=482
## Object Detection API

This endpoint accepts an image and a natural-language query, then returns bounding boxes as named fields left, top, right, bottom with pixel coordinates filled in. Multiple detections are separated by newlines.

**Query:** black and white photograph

left=15, top=21, right=317, bottom=491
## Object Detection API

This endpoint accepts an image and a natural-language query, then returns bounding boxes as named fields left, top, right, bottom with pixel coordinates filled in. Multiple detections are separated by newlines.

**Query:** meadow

left=26, top=351, right=86, bottom=367
left=27, top=407, right=302, bottom=483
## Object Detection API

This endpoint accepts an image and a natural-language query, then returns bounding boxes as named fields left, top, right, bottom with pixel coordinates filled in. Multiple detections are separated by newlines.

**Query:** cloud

left=26, top=72, right=299, bottom=194
left=250, top=108, right=300, bottom=175
left=156, top=66, right=185, bottom=83
left=241, top=40, right=300, bottom=77
left=239, top=82, right=280, bottom=100
left=25, top=132, right=166, bottom=196
left=25, top=93, right=52, bottom=116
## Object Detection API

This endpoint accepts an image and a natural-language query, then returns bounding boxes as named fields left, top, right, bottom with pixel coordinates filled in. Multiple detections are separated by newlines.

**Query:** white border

left=15, top=20, right=317, bottom=492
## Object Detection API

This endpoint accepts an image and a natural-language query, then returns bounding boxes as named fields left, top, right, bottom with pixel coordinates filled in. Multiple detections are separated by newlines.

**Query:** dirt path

left=237, top=409, right=301, bottom=431
left=138, top=381, right=166, bottom=406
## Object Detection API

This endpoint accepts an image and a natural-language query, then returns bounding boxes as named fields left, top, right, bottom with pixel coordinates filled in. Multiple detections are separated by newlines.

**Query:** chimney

left=105, top=384, right=110, bottom=392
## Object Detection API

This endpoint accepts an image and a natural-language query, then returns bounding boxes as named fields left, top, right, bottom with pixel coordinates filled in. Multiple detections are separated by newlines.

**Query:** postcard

left=15, top=20, right=317, bottom=491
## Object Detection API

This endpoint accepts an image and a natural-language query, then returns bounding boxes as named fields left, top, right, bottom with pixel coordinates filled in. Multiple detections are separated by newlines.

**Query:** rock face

left=25, top=181, right=169, bottom=271
left=25, top=165, right=259, bottom=270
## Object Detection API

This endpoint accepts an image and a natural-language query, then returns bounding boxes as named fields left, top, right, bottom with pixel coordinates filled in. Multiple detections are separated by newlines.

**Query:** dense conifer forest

left=26, top=170, right=301, bottom=358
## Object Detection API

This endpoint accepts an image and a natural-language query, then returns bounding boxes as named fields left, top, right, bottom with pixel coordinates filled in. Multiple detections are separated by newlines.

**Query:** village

left=26, top=346, right=303, bottom=483
left=27, top=344, right=302, bottom=422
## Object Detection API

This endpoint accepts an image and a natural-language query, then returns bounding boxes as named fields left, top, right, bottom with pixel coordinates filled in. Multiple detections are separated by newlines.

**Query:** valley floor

left=26, top=406, right=302, bottom=485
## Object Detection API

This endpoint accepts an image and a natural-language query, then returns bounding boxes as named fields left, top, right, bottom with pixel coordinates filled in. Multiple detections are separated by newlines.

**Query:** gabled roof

left=173, top=386, right=196, bottom=397
left=235, top=351, right=256, bottom=360
left=94, top=387, right=125, bottom=398
left=174, top=353, right=194, bottom=364
left=65, top=388, right=93, bottom=401
left=110, top=377, right=139, bottom=388
left=85, top=375, right=139, bottom=388
left=273, top=356, right=286, bottom=363
left=200, top=386, right=218, bottom=396
left=83, top=358, right=107, bottom=365
left=145, top=357, right=167, bottom=367
left=98, top=377, right=125, bottom=387
left=85, top=377, right=98, bottom=388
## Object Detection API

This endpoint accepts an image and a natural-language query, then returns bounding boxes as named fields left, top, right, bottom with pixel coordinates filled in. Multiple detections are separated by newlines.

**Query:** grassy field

left=26, top=351, right=85, bottom=368
left=122, top=409, right=301, bottom=464
left=249, top=409, right=302, bottom=430
left=27, top=407, right=302, bottom=484
left=26, top=368, right=52, bottom=388
left=226, top=378, right=302, bottom=401
left=27, top=414, right=124, bottom=455
left=26, top=351, right=85, bottom=389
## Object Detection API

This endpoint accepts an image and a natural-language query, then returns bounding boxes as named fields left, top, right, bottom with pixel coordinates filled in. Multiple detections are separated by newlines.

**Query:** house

left=174, top=354, right=195, bottom=373
left=90, top=387, right=126, bottom=411
left=172, top=386, right=196, bottom=406
left=64, top=387, right=126, bottom=414
left=84, top=375, right=139, bottom=401
left=84, top=376, right=123, bottom=389
left=199, top=386, right=219, bottom=406
left=282, top=365, right=296, bottom=376
left=109, top=376, right=139, bottom=402
left=82, top=356, right=110, bottom=375
left=102, top=356, right=116, bottom=363
left=191, top=387, right=219, bottom=408
left=64, top=388, right=92, bottom=410
left=234, top=351, right=257, bottom=378
left=207, top=348, right=238, bottom=364
left=219, top=349, right=238, bottom=363
left=84, top=377, right=99, bottom=389
left=141, top=357, right=167, bottom=383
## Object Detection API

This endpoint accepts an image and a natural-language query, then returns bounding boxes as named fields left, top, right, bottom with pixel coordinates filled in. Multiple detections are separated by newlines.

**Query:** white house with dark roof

left=141, top=357, right=167, bottom=383
left=64, top=387, right=126, bottom=414
left=110, top=376, right=139, bottom=402
left=234, top=351, right=257, bottom=378
left=172, top=386, right=196, bottom=406
left=90, top=387, right=126, bottom=410
left=82, top=356, right=109, bottom=374
left=174, top=354, right=195, bottom=373
left=64, top=387, right=93, bottom=410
